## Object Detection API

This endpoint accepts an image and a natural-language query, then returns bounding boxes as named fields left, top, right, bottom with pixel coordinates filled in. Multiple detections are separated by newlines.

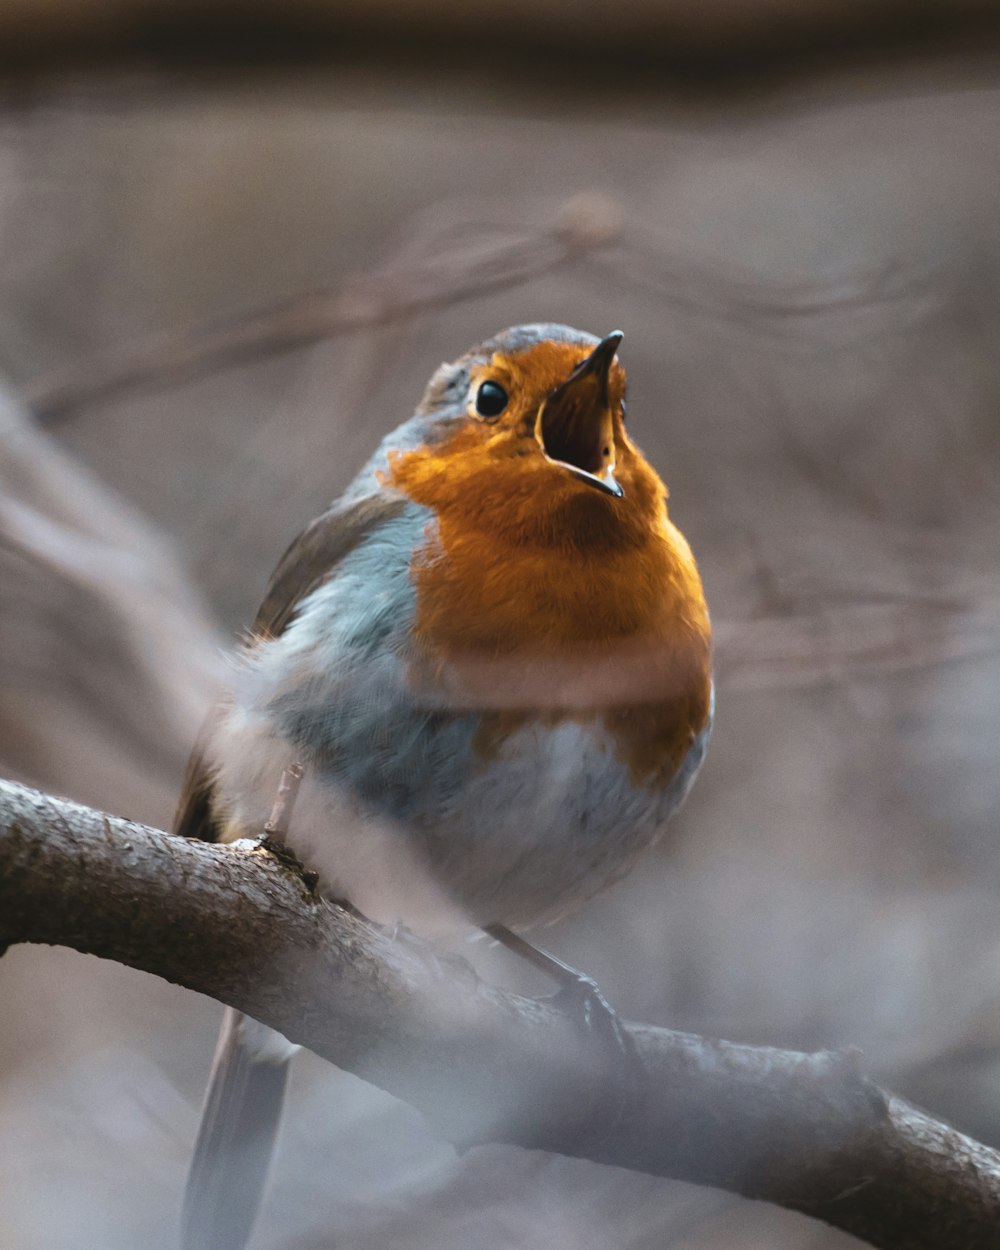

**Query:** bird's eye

left=474, top=380, right=508, bottom=419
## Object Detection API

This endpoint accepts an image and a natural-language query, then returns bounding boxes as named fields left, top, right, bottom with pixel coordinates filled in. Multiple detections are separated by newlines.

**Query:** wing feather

left=173, top=490, right=411, bottom=842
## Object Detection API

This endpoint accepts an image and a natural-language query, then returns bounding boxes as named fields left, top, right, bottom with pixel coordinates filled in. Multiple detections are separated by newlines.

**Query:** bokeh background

left=2, top=4, right=1000, bottom=1247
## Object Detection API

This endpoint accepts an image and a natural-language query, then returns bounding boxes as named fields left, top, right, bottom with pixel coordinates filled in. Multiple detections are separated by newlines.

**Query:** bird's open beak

left=536, top=331, right=625, bottom=498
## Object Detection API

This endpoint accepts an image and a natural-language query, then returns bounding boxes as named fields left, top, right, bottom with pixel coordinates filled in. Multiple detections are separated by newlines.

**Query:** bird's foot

left=483, top=924, right=641, bottom=1142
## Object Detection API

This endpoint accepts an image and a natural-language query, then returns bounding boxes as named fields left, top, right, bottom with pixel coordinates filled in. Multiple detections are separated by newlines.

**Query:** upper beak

left=536, top=331, right=625, bottom=498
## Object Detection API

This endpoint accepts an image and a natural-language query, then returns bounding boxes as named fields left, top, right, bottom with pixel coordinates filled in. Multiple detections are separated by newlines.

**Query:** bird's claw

left=546, top=967, right=642, bottom=1141
left=484, top=924, right=641, bottom=1143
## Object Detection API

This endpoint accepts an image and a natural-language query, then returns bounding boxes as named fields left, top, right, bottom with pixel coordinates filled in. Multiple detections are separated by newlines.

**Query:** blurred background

left=2, top=3, right=1000, bottom=1247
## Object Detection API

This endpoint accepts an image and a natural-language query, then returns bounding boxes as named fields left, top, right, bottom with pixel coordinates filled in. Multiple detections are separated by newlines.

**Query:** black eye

left=475, top=380, right=508, bottom=419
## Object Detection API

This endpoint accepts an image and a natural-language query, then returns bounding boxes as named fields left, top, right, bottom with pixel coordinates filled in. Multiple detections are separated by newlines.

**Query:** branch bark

left=2, top=777, right=999, bottom=1249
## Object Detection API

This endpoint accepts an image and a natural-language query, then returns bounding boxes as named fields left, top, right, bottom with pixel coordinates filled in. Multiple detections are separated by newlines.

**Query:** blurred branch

left=21, top=205, right=933, bottom=427
left=24, top=196, right=620, bottom=424
left=1, top=1, right=999, bottom=84
left=0, top=386, right=220, bottom=803
left=2, top=777, right=1000, bottom=1250
left=715, top=599, right=1000, bottom=690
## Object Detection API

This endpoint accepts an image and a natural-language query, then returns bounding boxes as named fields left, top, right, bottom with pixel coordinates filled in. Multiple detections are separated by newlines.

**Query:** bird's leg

left=260, top=762, right=305, bottom=846
left=483, top=922, right=641, bottom=1140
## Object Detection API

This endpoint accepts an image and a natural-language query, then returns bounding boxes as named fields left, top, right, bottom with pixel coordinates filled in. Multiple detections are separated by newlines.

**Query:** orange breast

left=386, top=425, right=712, bottom=788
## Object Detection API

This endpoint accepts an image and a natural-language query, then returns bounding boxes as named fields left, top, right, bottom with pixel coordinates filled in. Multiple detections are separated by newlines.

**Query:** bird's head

left=455, top=326, right=627, bottom=499
left=385, top=324, right=667, bottom=549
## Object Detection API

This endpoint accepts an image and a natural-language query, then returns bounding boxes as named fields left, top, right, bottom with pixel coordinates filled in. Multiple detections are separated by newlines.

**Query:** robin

left=176, top=323, right=713, bottom=1250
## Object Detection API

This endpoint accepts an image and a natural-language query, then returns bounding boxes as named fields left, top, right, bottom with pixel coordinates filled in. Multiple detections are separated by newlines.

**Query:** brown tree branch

left=1, top=776, right=999, bottom=1249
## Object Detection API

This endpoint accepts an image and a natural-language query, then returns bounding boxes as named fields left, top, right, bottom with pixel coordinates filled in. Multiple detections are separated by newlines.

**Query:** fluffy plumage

left=178, top=322, right=711, bottom=928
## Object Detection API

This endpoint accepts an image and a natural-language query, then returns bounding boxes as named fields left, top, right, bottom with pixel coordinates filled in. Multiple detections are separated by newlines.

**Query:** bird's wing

left=173, top=490, right=412, bottom=842
left=250, top=490, right=410, bottom=639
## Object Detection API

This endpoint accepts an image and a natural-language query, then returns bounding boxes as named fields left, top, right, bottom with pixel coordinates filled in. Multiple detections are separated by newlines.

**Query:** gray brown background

left=1, top=7, right=1000, bottom=1248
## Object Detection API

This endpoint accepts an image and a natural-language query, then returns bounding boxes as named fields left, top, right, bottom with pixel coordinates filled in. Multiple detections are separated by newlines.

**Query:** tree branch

left=2, top=776, right=998, bottom=1249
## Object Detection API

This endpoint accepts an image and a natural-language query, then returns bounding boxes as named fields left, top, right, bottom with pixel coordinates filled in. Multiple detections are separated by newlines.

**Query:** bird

left=175, top=323, right=713, bottom=1250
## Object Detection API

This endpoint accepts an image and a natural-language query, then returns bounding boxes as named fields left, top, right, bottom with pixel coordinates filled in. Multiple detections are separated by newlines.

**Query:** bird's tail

left=182, top=1007, right=298, bottom=1250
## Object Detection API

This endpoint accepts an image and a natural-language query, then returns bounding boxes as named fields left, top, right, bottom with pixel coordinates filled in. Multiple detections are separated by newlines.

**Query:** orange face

left=388, top=336, right=668, bottom=552
left=466, top=336, right=629, bottom=497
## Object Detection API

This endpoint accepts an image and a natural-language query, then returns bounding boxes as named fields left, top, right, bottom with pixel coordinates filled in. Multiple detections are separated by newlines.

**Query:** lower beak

left=536, top=332, right=624, bottom=498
